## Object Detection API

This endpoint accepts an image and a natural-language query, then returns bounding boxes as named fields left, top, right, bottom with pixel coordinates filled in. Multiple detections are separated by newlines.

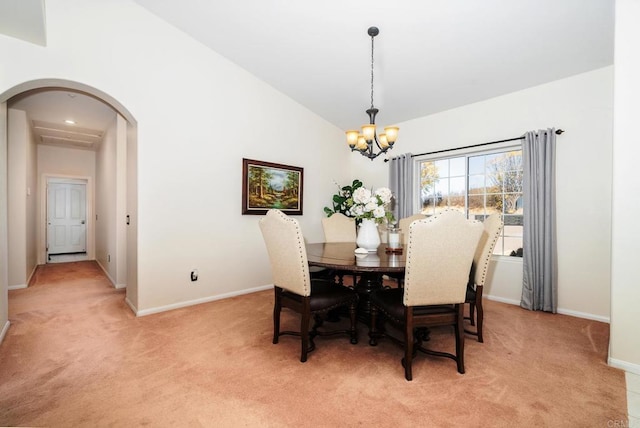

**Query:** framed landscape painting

left=242, top=158, right=304, bottom=215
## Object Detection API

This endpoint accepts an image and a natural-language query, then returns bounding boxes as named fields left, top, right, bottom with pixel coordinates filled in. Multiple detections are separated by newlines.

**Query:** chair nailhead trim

left=277, top=210, right=310, bottom=294
left=477, top=217, right=503, bottom=286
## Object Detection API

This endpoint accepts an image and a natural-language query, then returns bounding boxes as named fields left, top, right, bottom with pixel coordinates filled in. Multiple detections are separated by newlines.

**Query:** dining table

left=305, top=242, right=406, bottom=322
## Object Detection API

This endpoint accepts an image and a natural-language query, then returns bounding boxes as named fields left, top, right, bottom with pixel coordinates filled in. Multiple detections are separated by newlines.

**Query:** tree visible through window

left=418, top=148, right=523, bottom=256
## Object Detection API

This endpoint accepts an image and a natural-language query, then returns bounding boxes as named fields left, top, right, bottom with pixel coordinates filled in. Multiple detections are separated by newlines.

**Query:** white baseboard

left=26, top=264, right=37, bottom=286
left=485, top=294, right=610, bottom=323
left=115, top=283, right=126, bottom=290
left=0, top=320, right=10, bottom=344
left=556, top=307, right=610, bottom=323
left=125, top=296, right=137, bottom=314
left=7, top=264, right=37, bottom=290
left=608, top=357, right=640, bottom=376
left=485, top=294, right=520, bottom=306
left=95, top=259, right=117, bottom=288
left=135, top=284, right=273, bottom=317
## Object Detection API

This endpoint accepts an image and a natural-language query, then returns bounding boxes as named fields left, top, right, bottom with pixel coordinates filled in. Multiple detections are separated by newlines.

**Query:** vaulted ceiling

left=132, top=0, right=614, bottom=130
left=2, top=0, right=614, bottom=150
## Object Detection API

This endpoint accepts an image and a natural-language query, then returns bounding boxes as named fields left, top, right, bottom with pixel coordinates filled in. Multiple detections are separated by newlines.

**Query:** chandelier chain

left=370, top=34, right=375, bottom=110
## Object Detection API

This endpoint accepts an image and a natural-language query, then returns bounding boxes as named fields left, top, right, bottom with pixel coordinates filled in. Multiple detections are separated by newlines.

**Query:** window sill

left=492, top=255, right=523, bottom=264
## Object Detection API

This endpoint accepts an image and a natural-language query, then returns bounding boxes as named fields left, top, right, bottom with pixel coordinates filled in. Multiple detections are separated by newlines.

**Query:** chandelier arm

left=372, top=134, right=389, bottom=153
left=361, top=150, right=383, bottom=161
left=359, top=137, right=388, bottom=160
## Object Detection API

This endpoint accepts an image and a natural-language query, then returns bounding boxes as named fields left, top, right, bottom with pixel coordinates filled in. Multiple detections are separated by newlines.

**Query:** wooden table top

left=305, top=242, right=406, bottom=273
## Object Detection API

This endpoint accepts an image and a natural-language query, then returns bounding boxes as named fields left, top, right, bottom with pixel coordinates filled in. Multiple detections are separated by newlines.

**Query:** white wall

left=115, top=115, right=127, bottom=289
left=25, top=109, right=38, bottom=284
left=353, top=67, right=614, bottom=321
left=609, top=0, right=640, bottom=374
left=95, top=114, right=118, bottom=283
left=7, top=108, right=38, bottom=288
left=7, top=109, right=27, bottom=287
left=125, top=120, right=138, bottom=309
left=95, top=113, right=127, bottom=288
left=0, top=0, right=350, bottom=314
left=0, top=102, right=8, bottom=341
left=37, top=145, right=97, bottom=179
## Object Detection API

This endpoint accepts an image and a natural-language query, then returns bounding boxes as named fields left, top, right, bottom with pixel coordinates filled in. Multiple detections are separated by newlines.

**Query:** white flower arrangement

left=348, top=186, right=395, bottom=224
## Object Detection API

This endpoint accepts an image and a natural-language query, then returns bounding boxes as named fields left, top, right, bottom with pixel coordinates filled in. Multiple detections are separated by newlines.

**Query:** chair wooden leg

left=404, top=308, right=414, bottom=381
left=300, top=298, right=311, bottom=363
left=469, top=301, right=476, bottom=326
left=476, top=285, right=484, bottom=343
left=273, top=287, right=281, bottom=344
left=455, top=304, right=465, bottom=374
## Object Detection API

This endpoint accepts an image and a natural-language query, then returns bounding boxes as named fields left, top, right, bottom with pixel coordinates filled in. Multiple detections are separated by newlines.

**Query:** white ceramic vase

left=356, top=218, right=381, bottom=252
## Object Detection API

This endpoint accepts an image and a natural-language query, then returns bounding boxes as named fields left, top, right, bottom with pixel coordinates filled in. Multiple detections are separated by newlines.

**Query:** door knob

left=81, top=220, right=85, bottom=224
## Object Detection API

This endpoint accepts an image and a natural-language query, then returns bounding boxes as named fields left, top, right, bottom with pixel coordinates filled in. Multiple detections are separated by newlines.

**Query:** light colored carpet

left=0, top=261, right=627, bottom=427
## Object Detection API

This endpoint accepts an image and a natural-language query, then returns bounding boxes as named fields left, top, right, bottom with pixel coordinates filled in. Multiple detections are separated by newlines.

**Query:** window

left=417, top=147, right=523, bottom=256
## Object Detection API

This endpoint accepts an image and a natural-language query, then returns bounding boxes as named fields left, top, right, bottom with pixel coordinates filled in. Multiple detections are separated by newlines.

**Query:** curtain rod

left=384, top=129, right=564, bottom=162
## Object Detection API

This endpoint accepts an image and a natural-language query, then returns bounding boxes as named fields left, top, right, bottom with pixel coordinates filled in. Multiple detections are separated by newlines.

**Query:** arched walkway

left=0, top=78, right=138, bottom=312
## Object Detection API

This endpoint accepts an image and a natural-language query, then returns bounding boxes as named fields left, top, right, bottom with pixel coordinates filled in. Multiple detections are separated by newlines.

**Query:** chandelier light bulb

left=384, top=126, right=399, bottom=144
left=362, top=124, right=376, bottom=141
left=378, top=133, right=389, bottom=148
left=356, top=135, right=368, bottom=151
left=346, top=130, right=359, bottom=148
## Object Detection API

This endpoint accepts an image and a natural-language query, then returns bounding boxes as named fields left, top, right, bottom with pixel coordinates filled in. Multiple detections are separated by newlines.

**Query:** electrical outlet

left=190, top=270, right=198, bottom=281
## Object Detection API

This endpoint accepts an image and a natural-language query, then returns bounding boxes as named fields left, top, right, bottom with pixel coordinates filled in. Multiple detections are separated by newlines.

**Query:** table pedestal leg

left=354, top=272, right=384, bottom=325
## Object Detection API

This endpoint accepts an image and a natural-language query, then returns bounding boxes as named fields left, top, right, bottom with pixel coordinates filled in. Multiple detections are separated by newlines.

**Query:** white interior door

left=47, top=182, right=87, bottom=255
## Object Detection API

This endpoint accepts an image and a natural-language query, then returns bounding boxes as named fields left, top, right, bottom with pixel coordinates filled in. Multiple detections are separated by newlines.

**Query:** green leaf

left=326, top=180, right=368, bottom=219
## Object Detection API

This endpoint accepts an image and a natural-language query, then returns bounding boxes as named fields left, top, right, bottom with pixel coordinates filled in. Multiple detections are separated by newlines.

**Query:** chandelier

left=346, top=26, right=399, bottom=160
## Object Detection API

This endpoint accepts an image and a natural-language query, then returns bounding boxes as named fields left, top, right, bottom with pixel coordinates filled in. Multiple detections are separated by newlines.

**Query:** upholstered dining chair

left=321, top=213, right=356, bottom=242
left=259, top=209, right=358, bottom=362
left=321, top=212, right=357, bottom=286
left=465, top=213, right=503, bottom=343
left=398, top=213, right=426, bottom=244
left=368, top=210, right=483, bottom=381
left=386, top=213, right=426, bottom=288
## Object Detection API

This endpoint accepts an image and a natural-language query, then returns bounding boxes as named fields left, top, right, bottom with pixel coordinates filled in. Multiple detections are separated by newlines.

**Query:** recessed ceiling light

left=65, top=119, right=76, bottom=125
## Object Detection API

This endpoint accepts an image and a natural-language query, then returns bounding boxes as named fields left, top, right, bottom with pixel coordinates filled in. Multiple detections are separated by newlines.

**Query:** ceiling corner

left=0, top=0, right=47, bottom=46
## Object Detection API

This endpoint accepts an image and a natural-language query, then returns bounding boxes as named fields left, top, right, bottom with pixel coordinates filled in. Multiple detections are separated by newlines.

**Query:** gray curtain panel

left=388, top=153, right=414, bottom=222
left=521, top=129, right=558, bottom=313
